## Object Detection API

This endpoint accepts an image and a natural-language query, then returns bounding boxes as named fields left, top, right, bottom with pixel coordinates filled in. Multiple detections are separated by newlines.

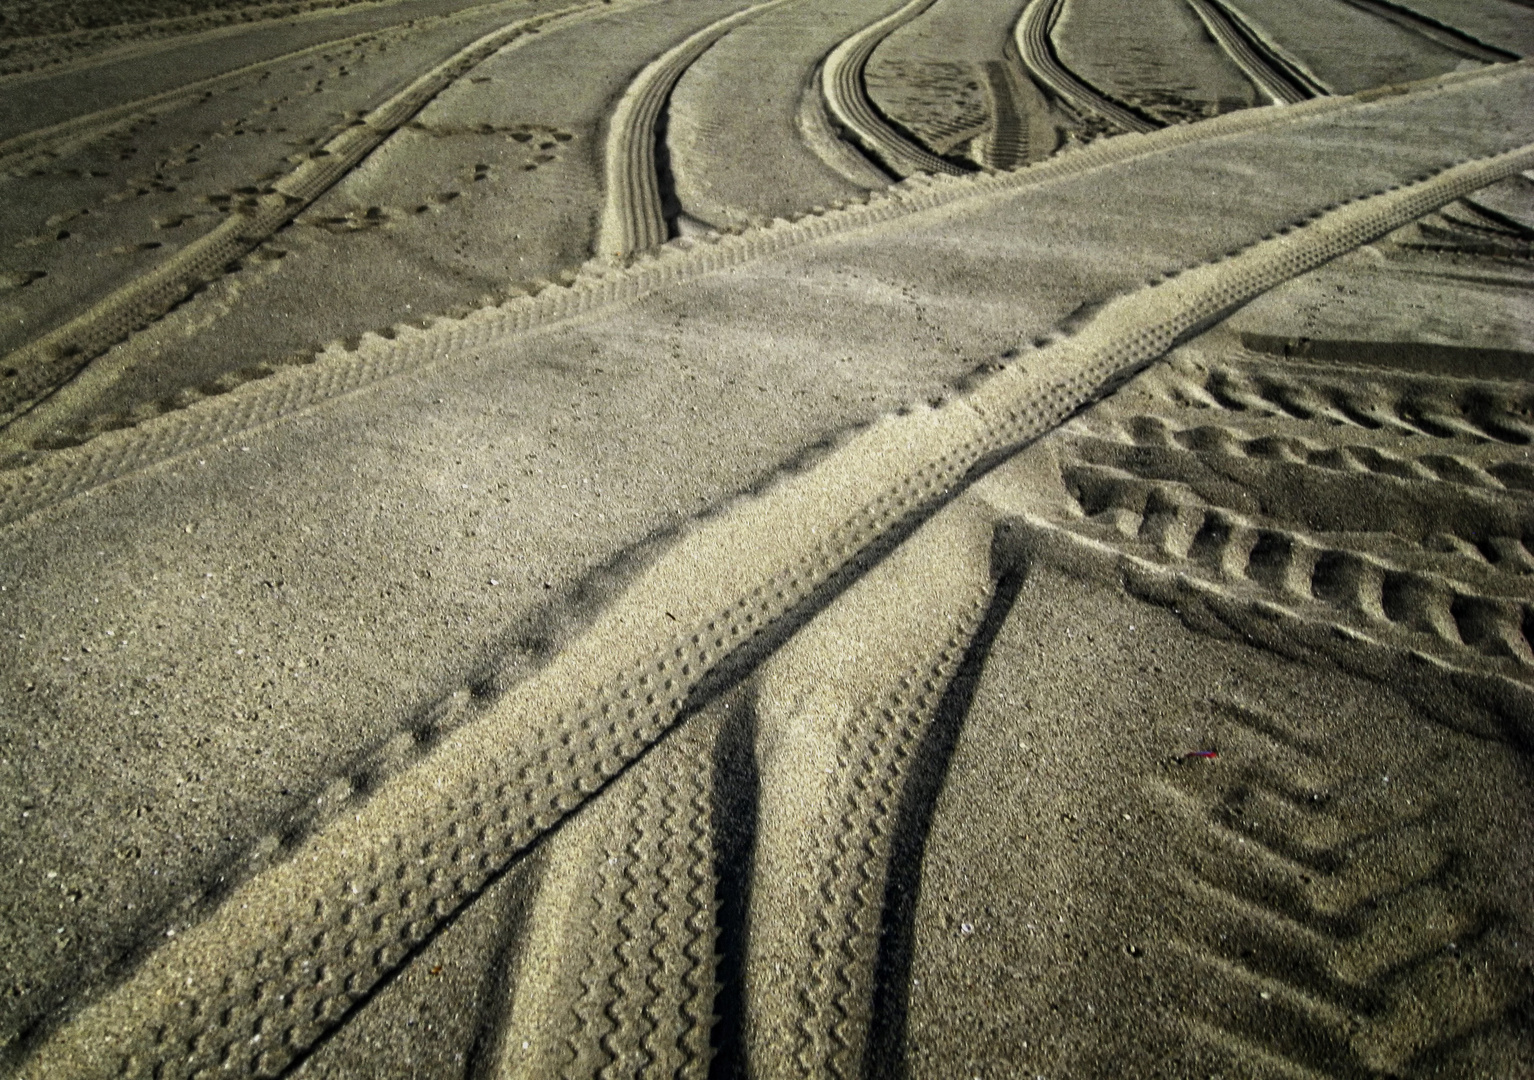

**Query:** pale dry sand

left=1, top=1, right=1533, bottom=1076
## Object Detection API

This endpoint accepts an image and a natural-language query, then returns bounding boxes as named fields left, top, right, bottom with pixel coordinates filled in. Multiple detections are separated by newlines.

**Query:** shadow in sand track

left=708, top=686, right=761, bottom=1080
left=865, top=562, right=1030, bottom=1078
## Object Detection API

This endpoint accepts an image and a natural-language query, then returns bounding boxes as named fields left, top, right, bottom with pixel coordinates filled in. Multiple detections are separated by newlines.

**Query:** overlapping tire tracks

left=4, top=63, right=1511, bottom=526
left=16, top=62, right=1534, bottom=1074
left=0, top=0, right=615, bottom=429
left=1185, top=0, right=1328, bottom=104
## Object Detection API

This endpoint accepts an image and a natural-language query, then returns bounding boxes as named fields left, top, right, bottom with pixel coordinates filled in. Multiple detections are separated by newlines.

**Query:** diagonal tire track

left=13, top=88, right=1534, bottom=1079
left=0, top=0, right=614, bottom=429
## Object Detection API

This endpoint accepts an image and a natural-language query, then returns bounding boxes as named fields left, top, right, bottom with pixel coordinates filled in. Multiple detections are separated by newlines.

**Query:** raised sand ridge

left=2, top=1, right=1533, bottom=1076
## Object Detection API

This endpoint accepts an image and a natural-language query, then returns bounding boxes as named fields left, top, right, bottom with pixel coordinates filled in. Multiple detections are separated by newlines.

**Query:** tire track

left=1186, top=0, right=1328, bottom=104
left=1334, top=0, right=1520, bottom=64
left=1014, top=0, right=1159, bottom=134
left=596, top=0, right=794, bottom=260
left=0, top=0, right=608, bottom=428
left=0, top=62, right=1510, bottom=516
left=12, top=101, right=1534, bottom=1080
left=0, top=24, right=390, bottom=175
left=746, top=500, right=994, bottom=1078
left=0, top=0, right=542, bottom=175
left=819, top=0, right=969, bottom=178
left=1155, top=695, right=1532, bottom=1075
left=450, top=709, right=721, bottom=1079
left=978, top=58, right=1033, bottom=169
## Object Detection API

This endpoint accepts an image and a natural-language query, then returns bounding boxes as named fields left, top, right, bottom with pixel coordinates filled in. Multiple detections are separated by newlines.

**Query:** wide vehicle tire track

left=926, top=309, right=1534, bottom=1072
left=1013, top=0, right=1159, bottom=134
left=16, top=104, right=1534, bottom=1077
left=0, top=62, right=1512, bottom=512
left=0, top=0, right=611, bottom=430
left=818, top=0, right=968, bottom=178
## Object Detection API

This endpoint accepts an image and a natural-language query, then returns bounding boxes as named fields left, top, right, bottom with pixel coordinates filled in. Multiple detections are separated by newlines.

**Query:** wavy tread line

left=790, top=604, right=989, bottom=1077
left=1014, top=0, right=1159, bottom=134
left=1007, top=506, right=1534, bottom=739
left=0, top=0, right=609, bottom=427
left=1098, top=412, right=1534, bottom=498
left=16, top=129, right=1534, bottom=1080
left=552, top=723, right=717, bottom=1080
left=1186, top=0, right=1325, bottom=104
left=818, top=0, right=967, bottom=178
left=0, top=61, right=1515, bottom=514
left=596, top=0, right=794, bottom=258
left=1058, top=460, right=1534, bottom=658
left=1159, top=702, right=1527, bottom=1075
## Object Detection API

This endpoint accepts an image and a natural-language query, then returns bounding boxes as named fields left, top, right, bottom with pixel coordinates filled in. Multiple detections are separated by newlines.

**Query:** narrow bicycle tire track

left=0, top=0, right=609, bottom=427
left=1186, top=0, right=1326, bottom=104
left=1014, top=0, right=1159, bottom=134
left=596, top=0, right=793, bottom=259
left=491, top=716, right=720, bottom=1080
left=819, top=0, right=968, bottom=178
left=17, top=119, right=1534, bottom=1079
left=1334, top=0, right=1519, bottom=64
left=747, top=501, right=994, bottom=1078
left=0, top=62, right=1512, bottom=515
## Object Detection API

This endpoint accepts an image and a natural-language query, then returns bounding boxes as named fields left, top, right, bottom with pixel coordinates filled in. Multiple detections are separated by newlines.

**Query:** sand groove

left=819, top=0, right=968, bottom=178
left=493, top=717, right=719, bottom=1079
left=1014, top=0, right=1159, bottom=133
left=0, top=21, right=401, bottom=175
left=1158, top=693, right=1531, bottom=1074
left=747, top=500, right=994, bottom=1077
left=0, top=61, right=1515, bottom=509
left=1186, top=0, right=1327, bottom=104
left=595, top=0, right=793, bottom=259
left=0, top=0, right=608, bottom=427
left=1333, top=0, right=1520, bottom=64
left=16, top=134, right=1534, bottom=1079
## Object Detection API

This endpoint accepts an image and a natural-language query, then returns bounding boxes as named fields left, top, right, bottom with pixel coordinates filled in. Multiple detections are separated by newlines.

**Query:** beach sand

left=2, top=1, right=1532, bottom=1076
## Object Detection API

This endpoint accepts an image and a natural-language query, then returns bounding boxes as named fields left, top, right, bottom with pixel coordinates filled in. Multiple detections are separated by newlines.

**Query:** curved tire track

left=1014, top=0, right=1159, bottom=134
left=1335, top=0, right=1520, bottom=64
left=496, top=718, right=719, bottom=1079
left=595, top=0, right=794, bottom=260
left=747, top=501, right=993, bottom=1078
left=1186, top=0, right=1328, bottom=104
left=818, top=0, right=968, bottom=179
left=0, top=62, right=1510, bottom=515
left=0, top=0, right=608, bottom=428
left=16, top=118, right=1534, bottom=1079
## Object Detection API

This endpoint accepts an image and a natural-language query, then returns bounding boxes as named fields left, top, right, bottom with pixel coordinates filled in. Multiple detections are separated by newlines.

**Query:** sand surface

left=1, top=1, right=1532, bottom=1076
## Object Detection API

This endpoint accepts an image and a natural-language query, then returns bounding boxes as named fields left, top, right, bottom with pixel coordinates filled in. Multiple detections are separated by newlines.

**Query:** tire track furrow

left=819, top=0, right=967, bottom=178
left=515, top=719, right=718, bottom=1080
left=1014, top=0, right=1159, bottom=133
left=1186, top=0, right=1325, bottom=104
left=1335, top=0, right=1520, bottom=63
left=798, top=634, right=980, bottom=1079
left=596, top=0, right=793, bottom=259
left=0, top=22, right=389, bottom=174
left=0, top=63, right=1510, bottom=499
left=17, top=134, right=1534, bottom=1080
left=0, top=0, right=608, bottom=427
